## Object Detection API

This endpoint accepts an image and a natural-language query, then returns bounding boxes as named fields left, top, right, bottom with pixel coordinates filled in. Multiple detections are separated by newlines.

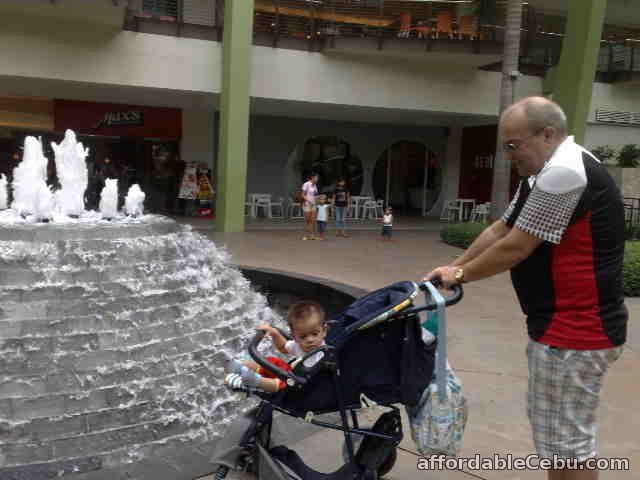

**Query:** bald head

left=501, top=96, right=568, bottom=139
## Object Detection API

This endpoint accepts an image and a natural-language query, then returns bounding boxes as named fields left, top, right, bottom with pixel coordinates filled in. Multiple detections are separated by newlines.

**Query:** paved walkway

left=196, top=225, right=639, bottom=480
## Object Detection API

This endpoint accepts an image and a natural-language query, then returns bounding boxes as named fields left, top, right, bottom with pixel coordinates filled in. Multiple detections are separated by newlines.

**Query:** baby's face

left=291, top=314, right=327, bottom=352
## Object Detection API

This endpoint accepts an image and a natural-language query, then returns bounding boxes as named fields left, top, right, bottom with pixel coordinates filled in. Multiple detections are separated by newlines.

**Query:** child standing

left=225, top=301, right=328, bottom=392
left=332, top=179, right=350, bottom=237
left=381, top=206, right=393, bottom=241
left=315, top=195, right=330, bottom=241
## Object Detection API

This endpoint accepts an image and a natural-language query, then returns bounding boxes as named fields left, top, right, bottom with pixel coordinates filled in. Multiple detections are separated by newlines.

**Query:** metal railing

left=130, top=0, right=217, bottom=27
left=125, top=0, right=640, bottom=82
left=624, top=197, right=640, bottom=230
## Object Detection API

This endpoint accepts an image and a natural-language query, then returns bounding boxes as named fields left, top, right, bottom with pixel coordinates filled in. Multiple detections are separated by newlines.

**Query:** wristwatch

left=454, top=267, right=465, bottom=284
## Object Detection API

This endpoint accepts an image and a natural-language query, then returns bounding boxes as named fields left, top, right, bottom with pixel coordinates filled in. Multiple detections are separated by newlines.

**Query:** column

left=553, top=0, right=607, bottom=144
left=216, top=0, right=254, bottom=232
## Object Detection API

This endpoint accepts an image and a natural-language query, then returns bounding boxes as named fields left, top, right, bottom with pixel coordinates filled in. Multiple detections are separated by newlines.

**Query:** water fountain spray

left=51, top=129, right=89, bottom=217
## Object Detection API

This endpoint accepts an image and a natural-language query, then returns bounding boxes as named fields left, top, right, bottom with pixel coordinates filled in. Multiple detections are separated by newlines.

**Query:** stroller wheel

left=376, top=449, right=397, bottom=478
left=341, top=438, right=396, bottom=477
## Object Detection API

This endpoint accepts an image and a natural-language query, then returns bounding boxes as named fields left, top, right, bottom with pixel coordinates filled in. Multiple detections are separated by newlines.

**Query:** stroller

left=212, top=280, right=463, bottom=480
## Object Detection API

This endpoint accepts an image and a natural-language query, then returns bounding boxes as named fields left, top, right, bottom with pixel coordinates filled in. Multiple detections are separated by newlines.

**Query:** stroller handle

left=248, top=330, right=308, bottom=388
left=418, top=281, right=463, bottom=308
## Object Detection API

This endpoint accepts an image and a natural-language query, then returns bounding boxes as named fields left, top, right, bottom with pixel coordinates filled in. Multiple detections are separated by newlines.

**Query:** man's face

left=499, top=112, right=551, bottom=177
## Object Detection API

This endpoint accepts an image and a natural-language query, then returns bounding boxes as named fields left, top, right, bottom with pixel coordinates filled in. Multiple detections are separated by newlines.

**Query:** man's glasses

left=502, top=128, right=546, bottom=152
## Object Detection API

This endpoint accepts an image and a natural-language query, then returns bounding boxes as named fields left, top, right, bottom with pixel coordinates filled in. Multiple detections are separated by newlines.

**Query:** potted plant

left=617, top=144, right=640, bottom=168
left=591, top=145, right=617, bottom=164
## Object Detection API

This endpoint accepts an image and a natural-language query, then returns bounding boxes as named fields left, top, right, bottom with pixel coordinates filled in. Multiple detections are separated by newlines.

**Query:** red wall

left=459, top=125, right=519, bottom=203
left=54, top=99, right=182, bottom=140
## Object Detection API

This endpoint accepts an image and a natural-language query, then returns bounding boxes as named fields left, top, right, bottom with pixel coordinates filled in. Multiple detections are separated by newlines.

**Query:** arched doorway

left=373, top=141, right=441, bottom=215
left=290, top=136, right=363, bottom=197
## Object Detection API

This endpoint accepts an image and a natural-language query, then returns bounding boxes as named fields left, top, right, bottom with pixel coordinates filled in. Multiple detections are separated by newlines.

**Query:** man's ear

left=543, top=126, right=556, bottom=144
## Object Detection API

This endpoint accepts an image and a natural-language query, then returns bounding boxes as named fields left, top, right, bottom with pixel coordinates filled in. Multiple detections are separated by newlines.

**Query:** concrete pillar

left=553, top=0, right=607, bottom=144
left=440, top=125, right=462, bottom=212
left=216, top=0, right=254, bottom=232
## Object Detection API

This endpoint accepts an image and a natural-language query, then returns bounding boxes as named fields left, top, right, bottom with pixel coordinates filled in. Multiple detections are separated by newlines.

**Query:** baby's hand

left=256, top=323, right=275, bottom=335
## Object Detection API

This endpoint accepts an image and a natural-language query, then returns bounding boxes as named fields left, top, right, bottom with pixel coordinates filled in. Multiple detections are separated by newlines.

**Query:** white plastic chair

left=288, top=200, right=303, bottom=219
left=361, top=200, right=379, bottom=220
left=471, top=202, right=490, bottom=222
left=270, top=197, right=285, bottom=218
left=375, top=199, right=384, bottom=217
left=254, top=195, right=272, bottom=218
left=440, top=200, right=461, bottom=222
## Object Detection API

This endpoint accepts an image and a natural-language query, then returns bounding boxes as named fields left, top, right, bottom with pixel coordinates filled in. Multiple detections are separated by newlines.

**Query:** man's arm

left=426, top=227, right=542, bottom=287
left=461, top=227, right=542, bottom=282
left=450, top=220, right=511, bottom=267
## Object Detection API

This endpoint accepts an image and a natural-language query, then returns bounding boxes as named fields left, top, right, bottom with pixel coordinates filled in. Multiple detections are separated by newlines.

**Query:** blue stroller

left=212, top=281, right=462, bottom=480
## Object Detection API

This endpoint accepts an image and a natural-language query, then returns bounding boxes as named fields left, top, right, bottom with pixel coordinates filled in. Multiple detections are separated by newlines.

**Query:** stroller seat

left=253, top=281, right=435, bottom=415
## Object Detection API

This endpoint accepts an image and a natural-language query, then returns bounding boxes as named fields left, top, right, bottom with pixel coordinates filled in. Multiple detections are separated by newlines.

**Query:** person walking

left=425, top=97, right=627, bottom=480
left=301, top=173, right=318, bottom=240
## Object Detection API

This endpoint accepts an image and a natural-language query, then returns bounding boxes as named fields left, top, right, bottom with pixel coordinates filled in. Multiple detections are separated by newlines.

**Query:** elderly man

left=426, top=97, right=626, bottom=480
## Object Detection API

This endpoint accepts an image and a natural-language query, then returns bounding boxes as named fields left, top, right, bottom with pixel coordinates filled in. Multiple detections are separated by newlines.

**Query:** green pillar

left=552, top=0, right=607, bottom=144
left=216, top=0, right=254, bottom=232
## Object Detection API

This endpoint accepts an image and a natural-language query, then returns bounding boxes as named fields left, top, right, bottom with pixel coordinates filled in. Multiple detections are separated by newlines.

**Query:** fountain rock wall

left=0, top=217, right=278, bottom=480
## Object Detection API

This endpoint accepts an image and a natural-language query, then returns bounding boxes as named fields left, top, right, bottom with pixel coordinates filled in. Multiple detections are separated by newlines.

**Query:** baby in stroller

left=225, top=301, right=328, bottom=392
left=213, top=281, right=463, bottom=480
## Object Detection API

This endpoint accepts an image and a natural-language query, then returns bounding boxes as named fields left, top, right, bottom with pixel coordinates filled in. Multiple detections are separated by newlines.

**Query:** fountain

left=0, top=132, right=287, bottom=479
left=0, top=174, right=8, bottom=210
left=99, top=178, right=119, bottom=219
left=124, top=184, right=145, bottom=217
left=51, top=130, right=89, bottom=218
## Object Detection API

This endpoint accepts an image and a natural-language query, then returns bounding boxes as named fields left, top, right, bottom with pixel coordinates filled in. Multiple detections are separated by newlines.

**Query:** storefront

left=0, top=97, right=187, bottom=214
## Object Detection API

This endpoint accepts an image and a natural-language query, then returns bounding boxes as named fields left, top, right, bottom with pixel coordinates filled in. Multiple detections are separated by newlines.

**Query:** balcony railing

left=124, top=0, right=640, bottom=81
left=126, top=0, right=220, bottom=39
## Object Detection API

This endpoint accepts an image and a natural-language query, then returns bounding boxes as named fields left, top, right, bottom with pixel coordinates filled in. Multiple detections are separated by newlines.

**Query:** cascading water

left=0, top=174, right=8, bottom=210
left=99, top=178, right=119, bottom=219
left=0, top=132, right=282, bottom=480
left=11, top=136, right=51, bottom=220
left=51, top=129, right=89, bottom=217
left=125, top=184, right=145, bottom=217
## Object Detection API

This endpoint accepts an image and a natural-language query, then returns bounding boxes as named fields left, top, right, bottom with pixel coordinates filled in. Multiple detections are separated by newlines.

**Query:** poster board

left=178, top=164, right=199, bottom=199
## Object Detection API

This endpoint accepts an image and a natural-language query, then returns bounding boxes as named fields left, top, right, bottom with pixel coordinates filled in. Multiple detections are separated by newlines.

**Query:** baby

left=225, top=300, right=327, bottom=392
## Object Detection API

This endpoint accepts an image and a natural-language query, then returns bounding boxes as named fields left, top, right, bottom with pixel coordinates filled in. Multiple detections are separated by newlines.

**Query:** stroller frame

left=213, top=281, right=462, bottom=480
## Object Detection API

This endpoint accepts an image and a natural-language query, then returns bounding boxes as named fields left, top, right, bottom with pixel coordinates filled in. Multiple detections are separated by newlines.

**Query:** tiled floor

left=195, top=224, right=639, bottom=480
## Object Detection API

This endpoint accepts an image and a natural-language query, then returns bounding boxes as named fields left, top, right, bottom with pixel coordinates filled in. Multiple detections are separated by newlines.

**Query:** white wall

left=585, top=82, right=640, bottom=150
left=585, top=124, right=640, bottom=150
left=181, top=109, right=216, bottom=168
left=0, top=12, right=541, bottom=118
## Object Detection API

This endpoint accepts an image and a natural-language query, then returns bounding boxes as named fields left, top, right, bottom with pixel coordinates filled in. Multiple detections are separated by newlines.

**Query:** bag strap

left=423, top=282, right=447, bottom=402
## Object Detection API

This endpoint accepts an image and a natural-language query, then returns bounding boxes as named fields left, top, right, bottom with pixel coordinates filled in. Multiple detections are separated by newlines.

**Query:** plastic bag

left=406, top=282, right=468, bottom=457
left=406, top=359, right=468, bottom=457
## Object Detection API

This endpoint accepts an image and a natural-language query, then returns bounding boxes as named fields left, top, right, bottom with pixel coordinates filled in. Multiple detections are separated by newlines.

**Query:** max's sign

left=94, top=110, right=144, bottom=129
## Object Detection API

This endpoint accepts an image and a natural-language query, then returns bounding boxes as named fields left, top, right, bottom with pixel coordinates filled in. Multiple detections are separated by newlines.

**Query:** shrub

left=442, top=227, right=640, bottom=297
left=590, top=145, right=617, bottom=164
left=617, top=144, right=640, bottom=168
left=624, top=241, right=640, bottom=296
left=440, top=222, right=486, bottom=249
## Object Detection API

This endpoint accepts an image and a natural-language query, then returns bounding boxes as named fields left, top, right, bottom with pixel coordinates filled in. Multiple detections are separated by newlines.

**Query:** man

left=426, top=97, right=626, bottom=480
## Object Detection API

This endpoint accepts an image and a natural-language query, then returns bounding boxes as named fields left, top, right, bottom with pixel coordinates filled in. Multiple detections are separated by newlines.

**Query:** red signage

left=54, top=99, right=182, bottom=140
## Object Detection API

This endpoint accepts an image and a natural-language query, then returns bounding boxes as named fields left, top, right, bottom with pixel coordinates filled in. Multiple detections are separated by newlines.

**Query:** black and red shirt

left=503, top=136, right=627, bottom=350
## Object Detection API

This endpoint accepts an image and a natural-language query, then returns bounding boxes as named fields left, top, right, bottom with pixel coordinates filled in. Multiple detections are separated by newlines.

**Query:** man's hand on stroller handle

left=423, top=266, right=460, bottom=289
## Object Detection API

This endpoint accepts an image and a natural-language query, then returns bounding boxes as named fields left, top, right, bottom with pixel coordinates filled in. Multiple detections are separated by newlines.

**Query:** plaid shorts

left=526, top=340, right=623, bottom=461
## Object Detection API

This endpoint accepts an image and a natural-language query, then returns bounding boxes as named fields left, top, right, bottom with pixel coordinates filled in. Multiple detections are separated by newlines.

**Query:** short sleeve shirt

left=302, top=181, right=317, bottom=205
left=502, top=136, right=588, bottom=244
